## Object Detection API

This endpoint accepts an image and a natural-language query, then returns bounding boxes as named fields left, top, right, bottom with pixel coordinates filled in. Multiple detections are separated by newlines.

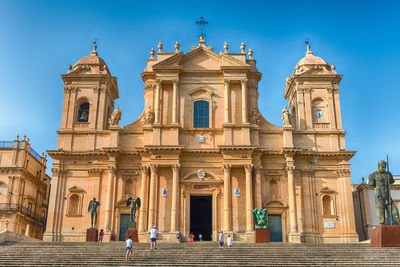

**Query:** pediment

left=263, top=198, right=288, bottom=208
left=153, top=46, right=249, bottom=72
left=68, top=186, right=87, bottom=194
left=182, top=170, right=222, bottom=182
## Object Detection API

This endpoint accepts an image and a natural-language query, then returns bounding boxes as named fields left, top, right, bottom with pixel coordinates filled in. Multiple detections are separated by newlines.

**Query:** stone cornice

left=0, top=167, right=43, bottom=186
left=218, top=145, right=257, bottom=151
left=142, top=145, right=185, bottom=152
left=47, top=150, right=108, bottom=159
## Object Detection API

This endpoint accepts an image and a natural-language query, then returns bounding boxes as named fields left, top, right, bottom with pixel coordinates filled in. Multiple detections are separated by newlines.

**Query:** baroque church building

left=44, top=37, right=358, bottom=243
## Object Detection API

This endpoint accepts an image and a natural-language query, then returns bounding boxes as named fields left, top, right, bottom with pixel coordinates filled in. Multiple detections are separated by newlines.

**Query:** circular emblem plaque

left=198, top=135, right=205, bottom=143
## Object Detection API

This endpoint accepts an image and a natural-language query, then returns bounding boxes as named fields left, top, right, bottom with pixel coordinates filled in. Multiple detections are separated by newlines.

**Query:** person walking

left=98, top=229, right=104, bottom=242
left=125, top=236, right=133, bottom=261
left=218, top=231, right=224, bottom=248
left=227, top=235, right=233, bottom=248
left=149, top=226, right=158, bottom=251
left=188, top=233, right=194, bottom=242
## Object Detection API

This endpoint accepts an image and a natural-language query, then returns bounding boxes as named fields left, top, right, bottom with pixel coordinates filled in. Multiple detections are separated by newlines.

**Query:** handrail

left=0, top=203, right=46, bottom=224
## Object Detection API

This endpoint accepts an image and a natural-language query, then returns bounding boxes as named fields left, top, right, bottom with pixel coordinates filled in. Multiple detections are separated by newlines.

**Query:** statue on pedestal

left=88, top=198, right=100, bottom=229
left=108, top=106, right=122, bottom=126
left=282, top=106, right=292, bottom=127
left=126, top=197, right=141, bottom=229
left=368, top=160, right=399, bottom=225
left=252, top=209, right=268, bottom=229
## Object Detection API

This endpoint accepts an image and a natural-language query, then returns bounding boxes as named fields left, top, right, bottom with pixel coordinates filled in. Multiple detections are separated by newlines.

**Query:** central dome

left=71, top=44, right=110, bottom=74
left=293, top=45, right=330, bottom=75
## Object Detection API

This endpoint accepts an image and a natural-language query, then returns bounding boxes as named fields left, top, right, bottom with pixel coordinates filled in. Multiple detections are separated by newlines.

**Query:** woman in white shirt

left=227, top=235, right=233, bottom=248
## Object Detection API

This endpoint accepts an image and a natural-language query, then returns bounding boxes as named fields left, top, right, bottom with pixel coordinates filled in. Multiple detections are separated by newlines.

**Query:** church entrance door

left=268, top=214, right=283, bottom=242
left=119, top=214, right=130, bottom=241
left=190, top=195, right=212, bottom=241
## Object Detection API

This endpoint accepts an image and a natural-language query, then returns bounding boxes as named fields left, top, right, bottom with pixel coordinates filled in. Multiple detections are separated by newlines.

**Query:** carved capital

left=150, top=164, right=158, bottom=172
left=171, top=164, right=180, bottom=172
left=336, top=168, right=351, bottom=177
left=145, top=83, right=156, bottom=91
left=108, top=165, right=116, bottom=175
left=244, top=164, right=253, bottom=173
left=223, top=164, right=231, bottom=173
left=240, top=78, right=248, bottom=86
left=88, top=168, right=103, bottom=177
left=304, top=87, right=311, bottom=93
left=224, top=78, right=230, bottom=84
left=156, top=79, right=162, bottom=87
left=172, top=78, right=179, bottom=85
left=286, top=165, right=295, bottom=172
left=140, top=165, right=149, bottom=173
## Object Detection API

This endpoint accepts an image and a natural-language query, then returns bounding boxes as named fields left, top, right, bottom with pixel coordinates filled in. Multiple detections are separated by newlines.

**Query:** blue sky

left=0, top=0, right=399, bottom=182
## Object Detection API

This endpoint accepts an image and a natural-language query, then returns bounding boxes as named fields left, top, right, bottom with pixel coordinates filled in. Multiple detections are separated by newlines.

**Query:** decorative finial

left=16, top=135, right=19, bottom=140
left=240, top=42, right=246, bottom=53
left=67, top=64, right=72, bottom=73
left=150, top=48, right=155, bottom=59
left=224, top=41, right=229, bottom=53
left=158, top=41, right=163, bottom=52
left=23, top=135, right=26, bottom=141
left=305, top=44, right=313, bottom=56
left=175, top=41, right=180, bottom=53
left=361, top=177, right=365, bottom=184
left=27, top=138, right=29, bottom=143
left=91, top=39, right=98, bottom=56
left=331, top=64, right=336, bottom=74
left=248, top=48, right=253, bottom=59
left=198, top=35, right=206, bottom=46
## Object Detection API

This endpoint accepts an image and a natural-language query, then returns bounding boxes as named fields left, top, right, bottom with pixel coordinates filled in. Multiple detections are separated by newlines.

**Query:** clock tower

left=284, top=45, right=346, bottom=151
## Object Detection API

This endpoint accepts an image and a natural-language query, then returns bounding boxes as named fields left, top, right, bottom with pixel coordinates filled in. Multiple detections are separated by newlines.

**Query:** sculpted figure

left=126, top=197, right=141, bottom=229
left=367, top=160, right=400, bottom=225
left=108, top=106, right=122, bottom=126
left=252, top=208, right=268, bottom=229
left=143, top=106, right=154, bottom=125
left=88, top=197, right=100, bottom=229
left=282, top=106, right=291, bottom=127
left=250, top=109, right=261, bottom=125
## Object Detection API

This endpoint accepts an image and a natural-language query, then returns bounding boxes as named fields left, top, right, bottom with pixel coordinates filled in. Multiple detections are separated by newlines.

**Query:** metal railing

left=29, top=147, right=42, bottom=162
left=0, top=141, right=14, bottom=148
left=0, top=203, right=46, bottom=224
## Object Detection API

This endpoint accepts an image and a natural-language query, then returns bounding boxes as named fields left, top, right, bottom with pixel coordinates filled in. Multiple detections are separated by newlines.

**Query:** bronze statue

left=88, top=197, right=100, bottom=229
left=367, top=160, right=399, bottom=225
left=252, top=208, right=268, bottom=229
left=126, top=197, right=141, bottom=229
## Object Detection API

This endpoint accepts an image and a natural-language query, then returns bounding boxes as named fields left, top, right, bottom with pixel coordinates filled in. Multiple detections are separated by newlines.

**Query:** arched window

left=68, top=194, right=80, bottom=215
left=322, top=195, right=332, bottom=215
left=193, top=101, right=209, bottom=128
left=77, top=102, right=90, bottom=122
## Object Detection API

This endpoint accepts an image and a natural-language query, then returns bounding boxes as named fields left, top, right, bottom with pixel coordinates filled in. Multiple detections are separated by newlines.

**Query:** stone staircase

left=0, top=241, right=399, bottom=266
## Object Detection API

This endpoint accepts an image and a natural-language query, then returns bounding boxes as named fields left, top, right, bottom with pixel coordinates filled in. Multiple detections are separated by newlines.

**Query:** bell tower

left=284, top=45, right=345, bottom=151
left=58, top=43, right=119, bottom=150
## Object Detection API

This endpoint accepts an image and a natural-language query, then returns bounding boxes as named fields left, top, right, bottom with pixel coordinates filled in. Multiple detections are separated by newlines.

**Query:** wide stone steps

left=0, top=242, right=399, bottom=266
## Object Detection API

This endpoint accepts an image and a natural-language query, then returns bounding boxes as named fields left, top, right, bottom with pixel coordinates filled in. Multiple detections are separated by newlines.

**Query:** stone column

left=172, top=79, right=179, bottom=124
left=104, top=165, right=116, bottom=231
left=224, top=79, right=231, bottom=124
left=241, top=78, right=248, bottom=124
left=154, top=80, right=161, bottom=124
left=138, top=166, right=149, bottom=232
left=304, top=87, right=312, bottom=129
left=148, top=164, right=158, bottom=229
left=332, top=88, right=343, bottom=129
left=327, top=87, right=337, bottom=129
left=254, top=166, right=262, bottom=209
left=244, top=164, right=254, bottom=231
left=170, top=164, right=180, bottom=232
left=223, top=164, right=232, bottom=231
left=286, top=162, right=300, bottom=243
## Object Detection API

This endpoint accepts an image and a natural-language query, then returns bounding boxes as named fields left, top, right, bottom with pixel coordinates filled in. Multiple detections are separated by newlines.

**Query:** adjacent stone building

left=0, top=136, right=51, bottom=240
left=44, top=37, right=358, bottom=243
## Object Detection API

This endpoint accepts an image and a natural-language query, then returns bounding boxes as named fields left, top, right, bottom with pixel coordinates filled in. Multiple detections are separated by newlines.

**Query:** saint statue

left=142, top=106, right=154, bottom=125
left=368, top=160, right=400, bottom=225
left=252, top=209, right=268, bottom=229
left=88, top=197, right=100, bottom=229
left=108, top=106, right=122, bottom=126
left=250, top=109, right=261, bottom=125
left=126, top=197, right=141, bottom=229
left=282, top=106, right=291, bottom=127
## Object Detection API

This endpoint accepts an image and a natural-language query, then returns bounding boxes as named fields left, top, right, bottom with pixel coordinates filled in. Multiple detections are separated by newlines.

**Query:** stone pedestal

left=86, top=228, right=98, bottom=242
left=254, top=229, right=270, bottom=243
left=125, top=229, right=138, bottom=242
left=371, top=225, right=400, bottom=247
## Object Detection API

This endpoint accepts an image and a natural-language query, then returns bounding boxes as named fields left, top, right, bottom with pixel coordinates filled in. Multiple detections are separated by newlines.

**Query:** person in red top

left=99, top=229, right=104, bottom=242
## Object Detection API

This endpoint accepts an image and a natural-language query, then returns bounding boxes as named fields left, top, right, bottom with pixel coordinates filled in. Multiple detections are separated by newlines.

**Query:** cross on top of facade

left=196, top=16, right=208, bottom=39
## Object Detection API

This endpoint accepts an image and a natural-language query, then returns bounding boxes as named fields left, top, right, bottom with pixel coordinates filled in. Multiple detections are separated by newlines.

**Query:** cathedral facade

left=44, top=37, right=358, bottom=243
